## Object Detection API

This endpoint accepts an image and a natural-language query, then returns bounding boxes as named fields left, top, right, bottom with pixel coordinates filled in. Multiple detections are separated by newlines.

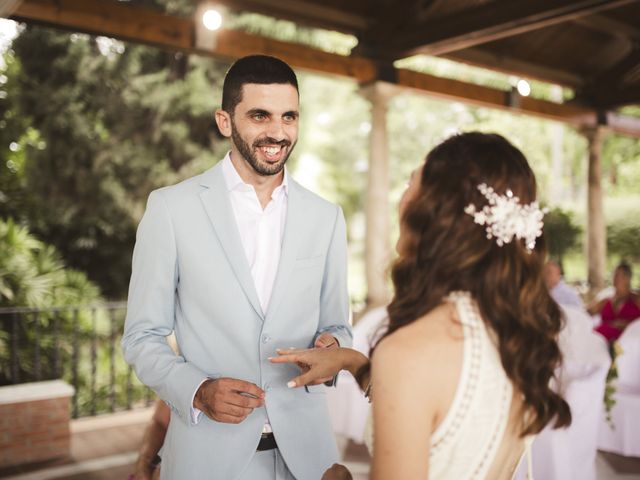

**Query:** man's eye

left=253, top=114, right=266, bottom=121
left=284, top=115, right=297, bottom=122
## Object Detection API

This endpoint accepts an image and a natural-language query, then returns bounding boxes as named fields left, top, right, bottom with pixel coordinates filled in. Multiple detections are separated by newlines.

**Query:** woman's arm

left=269, top=347, right=368, bottom=388
left=587, top=297, right=607, bottom=316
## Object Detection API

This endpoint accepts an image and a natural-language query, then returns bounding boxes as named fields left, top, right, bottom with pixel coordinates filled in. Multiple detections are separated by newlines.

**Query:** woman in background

left=589, top=261, right=640, bottom=342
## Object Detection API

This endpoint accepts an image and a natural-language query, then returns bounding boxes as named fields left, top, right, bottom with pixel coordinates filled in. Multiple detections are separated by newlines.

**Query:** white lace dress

left=365, top=291, right=533, bottom=479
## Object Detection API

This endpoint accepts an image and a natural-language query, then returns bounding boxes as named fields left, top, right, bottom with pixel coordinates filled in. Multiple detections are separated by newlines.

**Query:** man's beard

left=231, top=119, right=295, bottom=176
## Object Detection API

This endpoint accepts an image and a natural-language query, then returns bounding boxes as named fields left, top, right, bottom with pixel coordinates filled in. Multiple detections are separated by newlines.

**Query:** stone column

left=584, top=126, right=607, bottom=291
left=359, top=82, right=396, bottom=309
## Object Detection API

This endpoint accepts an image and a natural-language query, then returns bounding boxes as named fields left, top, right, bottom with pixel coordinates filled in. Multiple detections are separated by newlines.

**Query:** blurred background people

left=544, top=259, right=584, bottom=310
left=588, top=261, right=640, bottom=342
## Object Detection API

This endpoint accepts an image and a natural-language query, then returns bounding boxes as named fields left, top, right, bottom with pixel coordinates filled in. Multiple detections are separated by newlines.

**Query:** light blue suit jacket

left=122, top=161, right=352, bottom=479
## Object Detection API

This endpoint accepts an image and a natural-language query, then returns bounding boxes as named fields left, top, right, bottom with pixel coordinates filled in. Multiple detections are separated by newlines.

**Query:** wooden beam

left=574, top=47, right=640, bottom=108
left=444, top=47, right=583, bottom=88
left=11, top=0, right=193, bottom=50
left=9, top=0, right=640, bottom=138
left=10, top=0, right=378, bottom=82
left=212, top=0, right=371, bottom=33
left=590, top=87, right=640, bottom=110
left=607, top=113, right=640, bottom=137
left=388, top=0, right=640, bottom=59
left=574, top=13, right=640, bottom=41
left=395, top=68, right=598, bottom=126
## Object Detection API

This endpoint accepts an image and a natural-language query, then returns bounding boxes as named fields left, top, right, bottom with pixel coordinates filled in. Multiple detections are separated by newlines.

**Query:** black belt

left=257, top=432, right=278, bottom=451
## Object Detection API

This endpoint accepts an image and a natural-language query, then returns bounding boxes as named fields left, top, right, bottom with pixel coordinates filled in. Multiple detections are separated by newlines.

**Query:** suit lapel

left=265, top=180, right=304, bottom=319
left=199, top=165, right=264, bottom=321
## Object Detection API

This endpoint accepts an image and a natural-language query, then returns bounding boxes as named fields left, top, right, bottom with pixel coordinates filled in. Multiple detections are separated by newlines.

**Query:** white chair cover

left=327, top=307, right=387, bottom=443
left=616, top=318, right=640, bottom=386
left=598, top=318, right=640, bottom=457
left=516, top=306, right=611, bottom=480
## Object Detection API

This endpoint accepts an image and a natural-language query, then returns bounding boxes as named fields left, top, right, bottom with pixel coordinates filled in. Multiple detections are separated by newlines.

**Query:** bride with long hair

left=271, top=132, right=571, bottom=479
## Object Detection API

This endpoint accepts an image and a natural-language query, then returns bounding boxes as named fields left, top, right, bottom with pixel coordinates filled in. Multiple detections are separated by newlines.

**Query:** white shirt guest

left=544, top=260, right=583, bottom=310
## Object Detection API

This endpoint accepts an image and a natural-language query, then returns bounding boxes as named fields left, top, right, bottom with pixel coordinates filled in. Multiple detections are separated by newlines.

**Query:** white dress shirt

left=221, top=153, right=288, bottom=314
left=191, top=153, right=288, bottom=427
left=551, top=280, right=584, bottom=310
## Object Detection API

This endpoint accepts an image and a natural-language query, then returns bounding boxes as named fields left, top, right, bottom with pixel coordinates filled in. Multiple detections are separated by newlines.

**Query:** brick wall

left=0, top=380, right=75, bottom=468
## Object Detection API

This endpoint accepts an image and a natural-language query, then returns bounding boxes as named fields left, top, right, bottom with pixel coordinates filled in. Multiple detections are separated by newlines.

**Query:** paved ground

left=2, top=408, right=639, bottom=479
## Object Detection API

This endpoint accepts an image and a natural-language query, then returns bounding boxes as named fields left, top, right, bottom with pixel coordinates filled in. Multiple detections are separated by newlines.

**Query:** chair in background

left=598, top=318, right=640, bottom=457
left=515, top=306, right=611, bottom=480
left=327, top=306, right=387, bottom=444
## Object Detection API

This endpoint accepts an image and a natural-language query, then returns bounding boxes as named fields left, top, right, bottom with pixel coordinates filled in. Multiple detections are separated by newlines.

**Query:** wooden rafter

left=444, top=48, right=583, bottom=88
left=575, top=47, right=640, bottom=107
left=574, top=13, right=640, bottom=41
left=394, top=69, right=597, bottom=127
left=387, top=0, right=640, bottom=59
left=8, top=0, right=640, bottom=137
left=212, top=0, right=371, bottom=34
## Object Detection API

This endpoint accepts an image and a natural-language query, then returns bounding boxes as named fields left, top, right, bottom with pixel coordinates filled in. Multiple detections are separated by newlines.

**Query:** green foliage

left=0, top=218, right=100, bottom=307
left=607, top=220, right=640, bottom=262
left=0, top=26, right=229, bottom=298
left=543, top=208, right=582, bottom=263
left=602, top=133, right=640, bottom=196
left=0, top=219, right=151, bottom=415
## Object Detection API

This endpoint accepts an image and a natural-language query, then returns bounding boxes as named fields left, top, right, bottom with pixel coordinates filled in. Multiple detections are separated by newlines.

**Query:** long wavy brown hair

left=379, top=132, right=571, bottom=436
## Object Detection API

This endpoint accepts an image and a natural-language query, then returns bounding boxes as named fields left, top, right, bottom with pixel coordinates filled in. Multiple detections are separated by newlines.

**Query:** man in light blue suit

left=122, top=55, right=352, bottom=479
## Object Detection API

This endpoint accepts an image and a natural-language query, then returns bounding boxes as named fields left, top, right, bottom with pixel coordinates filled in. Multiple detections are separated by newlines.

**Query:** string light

left=516, top=79, right=531, bottom=97
left=202, top=9, right=222, bottom=31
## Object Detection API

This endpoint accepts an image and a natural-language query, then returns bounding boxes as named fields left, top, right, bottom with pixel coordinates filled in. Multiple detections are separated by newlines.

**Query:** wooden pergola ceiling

left=9, top=0, right=640, bottom=137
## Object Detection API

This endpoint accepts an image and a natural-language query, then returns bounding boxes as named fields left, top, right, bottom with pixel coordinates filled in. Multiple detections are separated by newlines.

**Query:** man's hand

left=194, top=378, right=265, bottom=424
left=131, top=460, right=155, bottom=480
left=321, top=463, right=353, bottom=480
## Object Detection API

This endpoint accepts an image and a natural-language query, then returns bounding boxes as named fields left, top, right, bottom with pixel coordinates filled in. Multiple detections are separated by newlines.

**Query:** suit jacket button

left=261, top=334, right=271, bottom=344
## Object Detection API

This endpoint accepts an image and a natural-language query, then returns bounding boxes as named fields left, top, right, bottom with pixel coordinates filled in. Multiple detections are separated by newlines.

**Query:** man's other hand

left=321, top=463, right=353, bottom=480
left=194, top=378, right=265, bottom=424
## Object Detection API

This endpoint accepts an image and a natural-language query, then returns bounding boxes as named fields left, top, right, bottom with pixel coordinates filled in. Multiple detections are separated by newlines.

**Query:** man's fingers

left=219, top=378, right=265, bottom=399
left=219, top=403, right=253, bottom=417
left=229, top=392, right=264, bottom=409
left=213, top=412, right=248, bottom=424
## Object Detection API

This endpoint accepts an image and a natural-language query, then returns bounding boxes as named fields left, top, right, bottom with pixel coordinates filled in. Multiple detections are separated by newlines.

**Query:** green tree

left=543, top=207, right=582, bottom=265
left=607, top=221, right=640, bottom=263
left=0, top=218, right=100, bottom=308
left=1, top=26, right=229, bottom=298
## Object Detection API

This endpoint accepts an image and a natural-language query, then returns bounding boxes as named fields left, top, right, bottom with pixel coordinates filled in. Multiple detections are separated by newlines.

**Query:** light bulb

left=202, top=9, right=222, bottom=31
left=516, top=79, right=531, bottom=97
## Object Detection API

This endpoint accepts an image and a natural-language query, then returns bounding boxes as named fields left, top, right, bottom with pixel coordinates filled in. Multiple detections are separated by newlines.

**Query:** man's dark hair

left=221, top=55, right=299, bottom=114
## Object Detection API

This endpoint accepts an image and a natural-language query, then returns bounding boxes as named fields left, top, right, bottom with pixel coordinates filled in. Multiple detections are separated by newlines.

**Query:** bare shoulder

left=371, top=302, right=464, bottom=432
left=375, top=303, right=461, bottom=358
left=372, top=303, right=463, bottom=385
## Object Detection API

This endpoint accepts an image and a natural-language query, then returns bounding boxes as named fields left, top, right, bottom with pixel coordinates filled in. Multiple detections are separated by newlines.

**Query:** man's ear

left=215, top=109, right=232, bottom=138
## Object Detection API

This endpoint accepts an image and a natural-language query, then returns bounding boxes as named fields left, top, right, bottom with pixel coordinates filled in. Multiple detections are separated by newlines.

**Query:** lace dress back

left=365, top=291, right=533, bottom=479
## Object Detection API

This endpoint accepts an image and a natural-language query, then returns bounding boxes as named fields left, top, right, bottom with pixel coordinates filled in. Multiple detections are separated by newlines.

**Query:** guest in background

left=131, top=400, right=169, bottom=480
left=544, top=259, right=584, bottom=310
left=588, top=261, right=640, bottom=342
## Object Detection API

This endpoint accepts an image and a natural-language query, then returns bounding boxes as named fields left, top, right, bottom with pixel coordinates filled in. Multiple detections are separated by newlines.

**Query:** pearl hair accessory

left=464, top=183, right=546, bottom=252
